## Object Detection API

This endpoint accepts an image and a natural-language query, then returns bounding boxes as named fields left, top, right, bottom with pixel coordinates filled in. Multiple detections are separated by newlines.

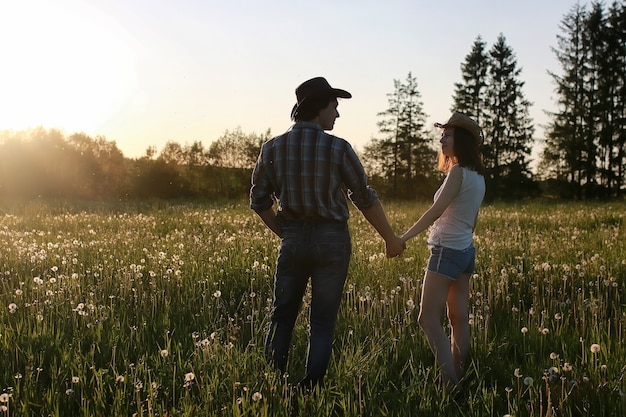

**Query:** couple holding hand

left=250, top=77, right=485, bottom=391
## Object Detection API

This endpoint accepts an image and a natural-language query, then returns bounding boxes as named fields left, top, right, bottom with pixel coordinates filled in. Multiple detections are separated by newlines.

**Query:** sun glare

left=0, top=1, right=137, bottom=134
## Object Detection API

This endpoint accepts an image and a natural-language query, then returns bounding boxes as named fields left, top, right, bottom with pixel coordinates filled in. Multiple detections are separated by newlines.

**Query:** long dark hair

left=438, top=126, right=485, bottom=175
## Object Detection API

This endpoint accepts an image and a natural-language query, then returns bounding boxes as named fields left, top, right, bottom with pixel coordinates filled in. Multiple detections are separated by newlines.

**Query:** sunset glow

left=0, top=1, right=137, bottom=134
left=0, top=0, right=594, bottom=159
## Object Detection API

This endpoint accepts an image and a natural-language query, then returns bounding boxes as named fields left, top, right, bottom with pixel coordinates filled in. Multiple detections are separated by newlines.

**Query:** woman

left=401, top=112, right=485, bottom=388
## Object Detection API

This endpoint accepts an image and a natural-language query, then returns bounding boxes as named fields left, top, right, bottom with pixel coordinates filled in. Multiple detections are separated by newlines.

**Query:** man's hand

left=385, top=235, right=406, bottom=258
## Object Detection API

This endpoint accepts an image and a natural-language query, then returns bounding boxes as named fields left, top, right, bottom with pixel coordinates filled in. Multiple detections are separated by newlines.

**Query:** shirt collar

left=292, top=121, right=323, bottom=131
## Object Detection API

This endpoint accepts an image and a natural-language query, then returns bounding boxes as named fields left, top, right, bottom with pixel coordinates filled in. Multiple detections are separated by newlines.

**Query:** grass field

left=0, top=199, right=624, bottom=416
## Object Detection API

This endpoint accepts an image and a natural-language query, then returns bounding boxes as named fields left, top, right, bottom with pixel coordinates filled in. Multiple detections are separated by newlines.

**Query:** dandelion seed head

left=523, top=376, right=534, bottom=386
left=252, top=392, right=263, bottom=402
left=521, top=327, right=528, bottom=334
left=160, top=349, right=169, bottom=358
left=590, top=343, right=600, bottom=354
left=8, top=303, right=17, bottom=313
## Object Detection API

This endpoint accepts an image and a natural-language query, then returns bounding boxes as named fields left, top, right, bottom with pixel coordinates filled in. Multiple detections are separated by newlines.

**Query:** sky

left=0, top=0, right=592, bottom=159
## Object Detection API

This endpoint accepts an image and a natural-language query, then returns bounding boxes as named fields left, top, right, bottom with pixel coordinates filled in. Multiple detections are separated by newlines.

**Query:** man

left=250, top=76, right=404, bottom=389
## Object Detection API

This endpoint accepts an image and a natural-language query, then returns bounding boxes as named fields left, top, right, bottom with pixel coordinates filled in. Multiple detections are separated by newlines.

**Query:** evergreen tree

left=541, top=2, right=626, bottom=198
left=482, top=34, right=535, bottom=198
left=373, top=72, right=436, bottom=198
left=598, top=2, right=626, bottom=196
left=452, top=36, right=490, bottom=125
left=541, top=4, right=589, bottom=197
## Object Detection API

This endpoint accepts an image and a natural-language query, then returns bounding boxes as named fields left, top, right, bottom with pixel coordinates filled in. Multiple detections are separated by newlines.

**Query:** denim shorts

left=427, top=245, right=475, bottom=281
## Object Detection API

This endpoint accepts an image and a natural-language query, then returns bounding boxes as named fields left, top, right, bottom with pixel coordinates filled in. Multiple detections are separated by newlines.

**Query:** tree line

left=0, top=127, right=269, bottom=200
left=1, top=2, right=624, bottom=202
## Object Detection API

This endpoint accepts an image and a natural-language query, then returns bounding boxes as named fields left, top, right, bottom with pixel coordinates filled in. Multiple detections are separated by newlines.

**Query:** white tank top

left=427, top=166, right=485, bottom=250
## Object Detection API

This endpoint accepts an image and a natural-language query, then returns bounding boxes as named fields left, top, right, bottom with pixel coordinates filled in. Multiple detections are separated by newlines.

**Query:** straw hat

left=435, top=112, right=483, bottom=145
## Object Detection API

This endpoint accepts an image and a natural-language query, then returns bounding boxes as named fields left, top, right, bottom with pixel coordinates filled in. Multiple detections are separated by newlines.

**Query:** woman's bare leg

left=418, top=270, right=458, bottom=386
left=447, top=273, right=471, bottom=380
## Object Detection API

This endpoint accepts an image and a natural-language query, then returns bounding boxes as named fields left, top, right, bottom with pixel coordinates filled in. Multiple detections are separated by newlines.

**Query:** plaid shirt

left=250, top=121, right=378, bottom=221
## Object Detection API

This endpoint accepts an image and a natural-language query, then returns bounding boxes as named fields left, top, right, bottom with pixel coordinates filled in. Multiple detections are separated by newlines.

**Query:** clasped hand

left=385, top=236, right=406, bottom=258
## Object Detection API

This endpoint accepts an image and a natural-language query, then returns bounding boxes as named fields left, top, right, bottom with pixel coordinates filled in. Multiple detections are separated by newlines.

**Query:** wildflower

left=160, top=349, right=169, bottom=358
left=523, top=376, right=534, bottom=386
left=514, top=368, right=522, bottom=378
left=0, top=406, right=6, bottom=412
left=115, top=375, right=125, bottom=384
left=72, top=376, right=79, bottom=384
left=521, top=327, right=528, bottom=334
left=14, top=289, right=22, bottom=296
left=8, top=303, right=17, bottom=313
left=590, top=343, right=601, bottom=354
left=0, top=393, right=9, bottom=403
left=184, top=372, right=195, bottom=388
left=213, top=290, right=221, bottom=298
left=547, top=367, right=560, bottom=382
left=406, top=299, right=415, bottom=309
left=252, top=391, right=263, bottom=402
left=541, top=328, right=549, bottom=335
left=550, top=352, right=558, bottom=360
left=563, top=363, right=573, bottom=372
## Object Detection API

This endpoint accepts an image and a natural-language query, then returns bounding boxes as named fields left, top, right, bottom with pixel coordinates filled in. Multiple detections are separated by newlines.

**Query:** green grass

left=0, top=199, right=625, bottom=416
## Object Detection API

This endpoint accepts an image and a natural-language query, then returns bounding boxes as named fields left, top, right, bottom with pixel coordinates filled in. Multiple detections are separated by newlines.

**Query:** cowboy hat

left=290, top=77, right=351, bottom=119
left=435, top=112, right=483, bottom=145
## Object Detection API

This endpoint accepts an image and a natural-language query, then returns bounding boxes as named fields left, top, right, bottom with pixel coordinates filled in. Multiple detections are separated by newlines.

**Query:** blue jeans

left=265, top=219, right=351, bottom=388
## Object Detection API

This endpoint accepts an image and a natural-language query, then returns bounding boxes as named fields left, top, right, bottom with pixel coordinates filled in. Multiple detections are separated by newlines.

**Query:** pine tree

left=370, top=72, right=436, bottom=198
left=543, top=2, right=626, bottom=198
left=452, top=36, right=489, bottom=125
left=541, top=4, right=589, bottom=197
left=482, top=34, right=535, bottom=198
left=598, top=2, right=626, bottom=196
